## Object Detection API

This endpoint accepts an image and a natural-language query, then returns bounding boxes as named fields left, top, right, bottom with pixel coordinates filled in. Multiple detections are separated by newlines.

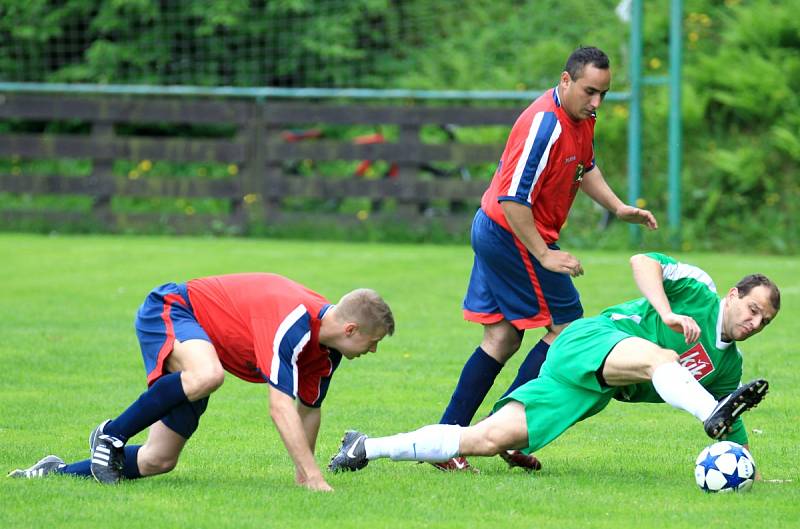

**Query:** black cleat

left=328, top=430, right=369, bottom=473
left=89, top=420, right=126, bottom=484
left=8, top=455, right=65, bottom=479
left=704, top=379, right=769, bottom=439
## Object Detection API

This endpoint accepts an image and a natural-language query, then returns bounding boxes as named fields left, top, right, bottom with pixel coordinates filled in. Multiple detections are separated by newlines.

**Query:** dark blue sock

left=500, top=339, right=550, bottom=399
left=122, top=445, right=142, bottom=479
left=58, top=459, right=91, bottom=477
left=104, top=371, right=188, bottom=442
left=439, top=347, right=504, bottom=426
left=57, top=445, right=142, bottom=479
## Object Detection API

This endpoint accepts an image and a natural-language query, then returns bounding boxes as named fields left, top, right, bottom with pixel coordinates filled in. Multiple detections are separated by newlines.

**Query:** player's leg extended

left=458, top=402, right=529, bottom=456
left=328, top=405, right=528, bottom=472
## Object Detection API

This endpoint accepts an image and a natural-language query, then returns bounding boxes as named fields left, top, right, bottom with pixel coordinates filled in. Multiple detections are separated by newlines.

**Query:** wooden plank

left=0, top=209, right=241, bottom=235
left=264, top=140, right=501, bottom=164
left=0, top=94, right=252, bottom=124
left=253, top=210, right=474, bottom=234
left=263, top=102, right=522, bottom=126
left=0, top=173, right=240, bottom=198
left=257, top=175, right=488, bottom=201
left=0, top=134, right=246, bottom=162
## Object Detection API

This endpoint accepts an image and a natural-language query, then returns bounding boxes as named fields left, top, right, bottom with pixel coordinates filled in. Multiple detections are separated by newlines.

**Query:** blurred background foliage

left=0, top=0, right=797, bottom=252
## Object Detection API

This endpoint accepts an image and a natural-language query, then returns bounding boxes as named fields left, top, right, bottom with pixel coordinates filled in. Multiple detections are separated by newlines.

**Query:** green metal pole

left=627, top=0, right=643, bottom=246
left=668, top=0, right=683, bottom=249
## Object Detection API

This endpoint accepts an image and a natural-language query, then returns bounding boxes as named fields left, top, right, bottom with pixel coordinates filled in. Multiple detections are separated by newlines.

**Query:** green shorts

left=492, top=316, right=631, bottom=453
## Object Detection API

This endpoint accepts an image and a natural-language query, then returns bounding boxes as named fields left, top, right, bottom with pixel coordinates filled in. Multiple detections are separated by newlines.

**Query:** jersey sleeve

left=644, top=252, right=717, bottom=301
left=252, top=304, right=312, bottom=399
left=497, top=111, right=562, bottom=206
left=298, top=349, right=342, bottom=408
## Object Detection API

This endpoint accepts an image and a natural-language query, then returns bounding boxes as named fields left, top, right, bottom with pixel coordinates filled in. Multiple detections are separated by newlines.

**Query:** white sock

left=364, top=424, right=462, bottom=462
left=651, top=361, right=718, bottom=421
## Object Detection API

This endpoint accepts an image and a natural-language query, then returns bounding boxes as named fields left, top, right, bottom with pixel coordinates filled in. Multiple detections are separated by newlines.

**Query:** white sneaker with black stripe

left=89, top=419, right=126, bottom=484
left=8, top=455, right=65, bottom=478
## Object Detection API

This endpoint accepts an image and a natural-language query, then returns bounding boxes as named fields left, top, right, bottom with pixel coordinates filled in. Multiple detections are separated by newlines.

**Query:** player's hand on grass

left=615, top=204, right=658, bottom=230
left=540, top=249, right=584, bottom=277
left=297, top=471, right=333, bottom=492
left=661, top=312, right=700, bottom=344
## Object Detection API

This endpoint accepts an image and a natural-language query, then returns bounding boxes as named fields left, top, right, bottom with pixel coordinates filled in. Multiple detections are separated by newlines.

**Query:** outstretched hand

left=661, top=312, right=701, bottom=344
left=616, top=205, right=658, bottom=230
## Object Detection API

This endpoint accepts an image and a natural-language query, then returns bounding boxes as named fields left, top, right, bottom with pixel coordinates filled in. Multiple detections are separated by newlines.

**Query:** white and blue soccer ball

left=694, top=441, right=756, bottom=493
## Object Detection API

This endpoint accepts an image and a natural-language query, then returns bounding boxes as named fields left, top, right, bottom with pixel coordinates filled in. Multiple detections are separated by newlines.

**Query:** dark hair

left=565, top=46, right=610, bottom=80
left=736, top=274, right=781, bottom=311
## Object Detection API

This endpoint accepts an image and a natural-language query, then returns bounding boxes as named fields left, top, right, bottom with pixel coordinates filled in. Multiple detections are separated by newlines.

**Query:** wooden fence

left=0, top=93, right=521, bottom=236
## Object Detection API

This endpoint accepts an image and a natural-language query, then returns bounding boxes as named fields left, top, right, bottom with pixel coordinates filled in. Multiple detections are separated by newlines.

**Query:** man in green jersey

left=329, top=253, right=779, bottom=473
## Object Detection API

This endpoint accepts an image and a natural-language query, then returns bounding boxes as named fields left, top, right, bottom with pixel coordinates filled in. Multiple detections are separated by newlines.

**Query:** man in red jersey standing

left=435, top=47, right=658, bottom=471
left=9, top=273, right=394, bottom=492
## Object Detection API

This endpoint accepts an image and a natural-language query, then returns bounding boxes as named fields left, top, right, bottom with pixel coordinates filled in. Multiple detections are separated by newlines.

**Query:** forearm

left=630, top=254, right=671, bottom=316
left=297, top=403, right=322, bottom=454
left=501, top=201, right=549, bottom=259
left=580, top=167, right=625, bottom=213
left=268, top=388, right=323, bottom=481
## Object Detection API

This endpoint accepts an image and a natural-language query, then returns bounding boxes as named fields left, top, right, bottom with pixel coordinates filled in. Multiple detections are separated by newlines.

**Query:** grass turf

left=0, top=233, right=798, bottom=528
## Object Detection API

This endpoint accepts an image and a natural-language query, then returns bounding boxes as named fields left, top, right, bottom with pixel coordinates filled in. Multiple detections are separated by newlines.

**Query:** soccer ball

left=694, top=441, right=756, bottom=493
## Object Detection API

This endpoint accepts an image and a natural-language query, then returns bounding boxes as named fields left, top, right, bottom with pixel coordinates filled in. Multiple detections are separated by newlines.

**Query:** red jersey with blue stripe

left=186, top=273, right=341, bottom=407
left=481, top=87, right=596, bottom=244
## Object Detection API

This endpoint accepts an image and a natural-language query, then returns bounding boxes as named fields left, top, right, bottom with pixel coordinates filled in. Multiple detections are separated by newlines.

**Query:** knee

left=479, top=428, right=510, bottom=456
left=648, top=348, right=680, bottom=373
left=138, top=453, right=178, bottom=476
left=183, top=365, right=225, bottom=399
left=482, top=327, right=523, bottom=360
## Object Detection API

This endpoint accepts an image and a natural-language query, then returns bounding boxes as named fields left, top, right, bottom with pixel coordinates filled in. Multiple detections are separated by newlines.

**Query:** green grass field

left=1, top=233, right=798, bottom=529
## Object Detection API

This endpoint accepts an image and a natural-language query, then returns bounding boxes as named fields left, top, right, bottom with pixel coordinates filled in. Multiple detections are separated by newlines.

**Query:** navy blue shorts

left=463, top=209, right=583, bottom=330
left=135, top=282, right=211, bottom=439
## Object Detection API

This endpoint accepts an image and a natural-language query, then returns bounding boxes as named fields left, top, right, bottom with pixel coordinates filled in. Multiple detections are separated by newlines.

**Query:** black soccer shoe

left=7, top=455, right=65, bottom=479
left=704, top=379, right=769, bottom=439
left=89, top=420, right=126, bottom=484
left=328, top=430, right=369, bottom=473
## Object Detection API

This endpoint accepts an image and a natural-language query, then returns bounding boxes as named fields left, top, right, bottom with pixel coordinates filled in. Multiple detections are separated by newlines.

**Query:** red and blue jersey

left=481, top=88, right=596, bottom=244
left=186, top=273, right=341, bottom=407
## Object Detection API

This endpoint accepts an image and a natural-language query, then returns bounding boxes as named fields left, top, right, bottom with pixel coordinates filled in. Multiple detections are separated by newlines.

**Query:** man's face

left=559, top=64, right=611, bottom=121
left=339, top=324, right=386, bottom=360
left=723, top=285, right=778, bottom=341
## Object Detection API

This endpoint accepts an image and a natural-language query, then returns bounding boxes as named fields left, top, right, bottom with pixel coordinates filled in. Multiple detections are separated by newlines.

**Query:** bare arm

left=268, top=386, right=332, bottom=492
left=501, top=201, right=583, bottom=277
left=629, top=253, right=699, bottom=343
left=581, top=166, right=658, bottom=229
left=297, top=402, right=321, bottom=455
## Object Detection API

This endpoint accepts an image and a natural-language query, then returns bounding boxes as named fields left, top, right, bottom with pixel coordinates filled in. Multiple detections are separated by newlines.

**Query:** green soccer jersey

left=600, top=253, right=748, bottom=445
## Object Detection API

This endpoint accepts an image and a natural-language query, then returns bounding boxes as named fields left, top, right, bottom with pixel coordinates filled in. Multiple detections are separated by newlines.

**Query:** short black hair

left=736, top=274, right=781, bottom=311
left=565, top=46, right=610, bottom=80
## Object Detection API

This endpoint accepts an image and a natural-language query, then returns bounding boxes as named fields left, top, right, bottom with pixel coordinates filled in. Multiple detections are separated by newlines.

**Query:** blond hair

left=337, top=288, right=395, bottom=336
